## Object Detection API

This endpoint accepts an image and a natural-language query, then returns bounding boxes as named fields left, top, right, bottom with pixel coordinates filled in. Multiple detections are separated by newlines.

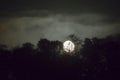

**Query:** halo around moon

left=63, top=40, right=75, bottom=53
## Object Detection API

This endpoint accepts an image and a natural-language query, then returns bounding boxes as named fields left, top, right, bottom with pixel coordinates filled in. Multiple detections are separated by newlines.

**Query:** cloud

left=0, top=12, right=119, bottom=47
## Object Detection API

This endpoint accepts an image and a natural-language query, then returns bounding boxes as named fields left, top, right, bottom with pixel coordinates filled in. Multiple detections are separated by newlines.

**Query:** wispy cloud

left=0, top=12, right=119, bottom=47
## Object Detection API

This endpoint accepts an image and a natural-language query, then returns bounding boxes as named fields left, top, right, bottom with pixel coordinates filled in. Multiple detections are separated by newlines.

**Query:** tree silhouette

left=0, top=34, right=120, bottom=80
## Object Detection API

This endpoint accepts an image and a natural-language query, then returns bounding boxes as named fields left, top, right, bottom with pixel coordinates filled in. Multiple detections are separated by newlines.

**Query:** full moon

left=63, top=40, right=75, bottom=53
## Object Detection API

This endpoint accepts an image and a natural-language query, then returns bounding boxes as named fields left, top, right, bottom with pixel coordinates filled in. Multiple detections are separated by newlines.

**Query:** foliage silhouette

left=0, top=34, right=120, bottom=80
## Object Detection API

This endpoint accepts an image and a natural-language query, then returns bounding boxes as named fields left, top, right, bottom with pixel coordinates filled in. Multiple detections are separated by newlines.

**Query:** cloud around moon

left=0, top=12, right=119, bottom=47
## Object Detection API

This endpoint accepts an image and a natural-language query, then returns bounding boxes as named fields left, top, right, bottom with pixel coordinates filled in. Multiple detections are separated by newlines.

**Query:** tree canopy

left=0, top=34, right=120, bottom=80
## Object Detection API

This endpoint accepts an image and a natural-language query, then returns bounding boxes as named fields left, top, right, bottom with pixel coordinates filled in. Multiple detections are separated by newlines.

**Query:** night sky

left=0, top=0, right=120, bottom=47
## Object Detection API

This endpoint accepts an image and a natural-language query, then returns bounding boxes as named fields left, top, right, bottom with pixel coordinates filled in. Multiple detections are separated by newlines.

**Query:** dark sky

left=0, top=0, right=120, bottom=47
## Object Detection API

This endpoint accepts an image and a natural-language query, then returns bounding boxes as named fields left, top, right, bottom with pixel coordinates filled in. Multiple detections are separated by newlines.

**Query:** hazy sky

left=0, top=0, right=120, bottom=47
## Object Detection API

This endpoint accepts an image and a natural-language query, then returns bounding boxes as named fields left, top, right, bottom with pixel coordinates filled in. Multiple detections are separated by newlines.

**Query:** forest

left=0, top=34, right=120, bottom=80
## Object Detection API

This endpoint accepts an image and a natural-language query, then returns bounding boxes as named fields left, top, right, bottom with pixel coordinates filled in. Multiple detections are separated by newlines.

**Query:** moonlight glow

left=63, top=40, right=75, bottom=53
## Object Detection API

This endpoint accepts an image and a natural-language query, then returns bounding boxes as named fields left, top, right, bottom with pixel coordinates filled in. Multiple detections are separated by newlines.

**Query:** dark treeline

left=0, top=34, right=120, bottom=80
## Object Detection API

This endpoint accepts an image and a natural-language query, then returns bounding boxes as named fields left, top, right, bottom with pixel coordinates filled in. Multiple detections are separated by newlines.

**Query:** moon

left=63, top=40, right=75, bottom=53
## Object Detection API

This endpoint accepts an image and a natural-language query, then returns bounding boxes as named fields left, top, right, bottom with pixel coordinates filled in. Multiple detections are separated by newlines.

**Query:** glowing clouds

left=63, top=40, right=75, bottom=53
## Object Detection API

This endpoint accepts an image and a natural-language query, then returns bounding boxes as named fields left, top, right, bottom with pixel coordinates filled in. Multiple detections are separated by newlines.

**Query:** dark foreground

left=0, top=35, right=120, bottom=80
